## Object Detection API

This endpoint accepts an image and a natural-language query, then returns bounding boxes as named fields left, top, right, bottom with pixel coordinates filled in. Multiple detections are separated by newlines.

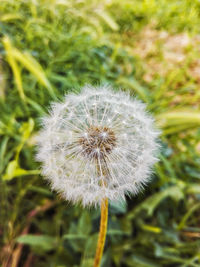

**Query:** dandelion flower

left=36, top=85, right=159, bottom=207
left=36, top=84, right=160, bottom=267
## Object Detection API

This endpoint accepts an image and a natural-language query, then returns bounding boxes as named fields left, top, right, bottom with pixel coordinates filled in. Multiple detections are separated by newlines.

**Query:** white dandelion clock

left=36, top=85, right=159, bottom=206
left=36, top=85, right=160, bottom=267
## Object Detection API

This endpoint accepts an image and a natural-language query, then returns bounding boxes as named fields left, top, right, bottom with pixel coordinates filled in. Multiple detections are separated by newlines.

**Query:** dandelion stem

left=94, top=198, right=108, bottom=267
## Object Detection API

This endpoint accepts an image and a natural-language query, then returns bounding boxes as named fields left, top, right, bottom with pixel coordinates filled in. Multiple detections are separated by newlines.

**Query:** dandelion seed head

left=36, top=85, right=160, bottom=206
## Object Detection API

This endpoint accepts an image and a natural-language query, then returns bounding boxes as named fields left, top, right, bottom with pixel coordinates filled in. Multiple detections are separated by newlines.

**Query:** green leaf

left=3, top=160, right=40, bottom=181
left=15, top=118, right=35, bottom=160
left=81, top=234, right=98, bottom=266
left=3, top=36, right=56, bottom=99
left=3, top=36, right=25, bottom=101
left=16, top=234, right=57, bottom=251
left=117, top=78, right=150, bottom=102
left=13, top=49, right=55, bottom=98
left=0, top=136, right=9, bottom=174
left=140, top=224, right=162, bottom=234
left=62, top=234, right=87, bottom=240
left=186, top=184, right=200, bottom=194
left=128, top=185, right=184, bottom=219
left=77, top=211, right=92, bottom=236
left=95, top=10, right=119, bottom=31
left=107, top=229, right=130, bottom=236
left=110, top=200, right=127, bottom=214
left=178, top=203, right=200, bottom=230
left=125, top=254, right=160, bottom=267
left=156, top=111, right=200, bottom=128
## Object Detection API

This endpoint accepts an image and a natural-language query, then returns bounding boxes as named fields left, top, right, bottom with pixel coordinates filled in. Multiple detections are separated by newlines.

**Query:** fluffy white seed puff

left=36, top=85, right=160, bottom=206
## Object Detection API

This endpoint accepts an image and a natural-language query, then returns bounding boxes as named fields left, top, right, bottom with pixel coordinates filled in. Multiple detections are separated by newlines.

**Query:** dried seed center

left=79, top=126, right=116, bottom=159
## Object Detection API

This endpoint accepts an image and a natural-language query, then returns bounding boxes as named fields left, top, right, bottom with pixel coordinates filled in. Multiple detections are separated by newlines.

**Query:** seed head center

left=79, top=126, right=116, bottom=159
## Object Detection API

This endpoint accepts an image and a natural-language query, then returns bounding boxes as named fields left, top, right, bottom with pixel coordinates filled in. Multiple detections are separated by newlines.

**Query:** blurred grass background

left=0, top=0, right=200, bottom=266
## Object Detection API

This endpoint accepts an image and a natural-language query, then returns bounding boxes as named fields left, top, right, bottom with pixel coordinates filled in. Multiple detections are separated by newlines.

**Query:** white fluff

left=36, top=85, right=160, bottom=206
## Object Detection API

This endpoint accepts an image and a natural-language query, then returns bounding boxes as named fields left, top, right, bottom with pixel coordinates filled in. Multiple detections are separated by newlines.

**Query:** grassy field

left=0, top=0, right=200, bottom=266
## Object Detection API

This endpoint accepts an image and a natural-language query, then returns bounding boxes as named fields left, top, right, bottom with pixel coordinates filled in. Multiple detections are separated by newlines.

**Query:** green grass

left=0, top=0, right=200, bottom=266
